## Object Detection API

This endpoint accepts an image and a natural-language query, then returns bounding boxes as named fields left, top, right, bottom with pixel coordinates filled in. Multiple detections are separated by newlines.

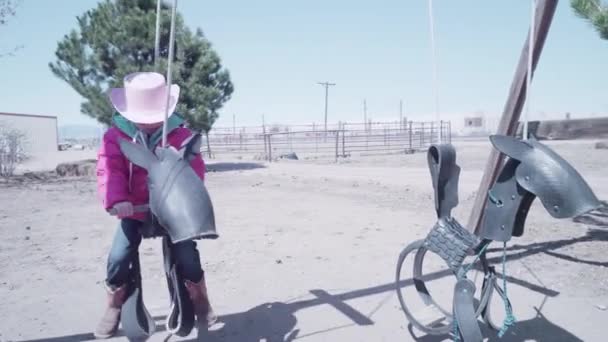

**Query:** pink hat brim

left=109, top=84, right=181, bottom=124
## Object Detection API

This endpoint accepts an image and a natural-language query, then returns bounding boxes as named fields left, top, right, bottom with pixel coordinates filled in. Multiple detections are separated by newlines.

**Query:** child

left=94, top=71, right=215, bottom=339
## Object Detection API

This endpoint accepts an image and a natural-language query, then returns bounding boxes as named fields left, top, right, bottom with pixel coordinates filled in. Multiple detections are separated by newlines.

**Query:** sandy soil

left=1, top=139, right=607, bottom=342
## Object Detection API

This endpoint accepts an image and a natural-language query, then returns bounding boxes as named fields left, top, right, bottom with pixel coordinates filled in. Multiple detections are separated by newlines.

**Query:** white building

left=0, top=112, right=59, bottom=172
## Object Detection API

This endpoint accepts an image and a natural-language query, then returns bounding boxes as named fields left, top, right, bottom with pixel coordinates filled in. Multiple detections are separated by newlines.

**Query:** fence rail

left=202, top=120, right=451, bottom=161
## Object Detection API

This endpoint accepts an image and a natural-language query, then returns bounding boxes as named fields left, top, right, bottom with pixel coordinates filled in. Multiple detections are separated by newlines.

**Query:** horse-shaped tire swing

left=395, top=135, right=602, bottom=341
left=110, top=133, right=218, bottom=340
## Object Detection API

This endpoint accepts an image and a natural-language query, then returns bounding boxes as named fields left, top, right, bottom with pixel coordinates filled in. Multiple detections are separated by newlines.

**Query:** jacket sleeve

left=189, top=152, right=206, bottom=182
left=96, top=132, right=130, bottom=210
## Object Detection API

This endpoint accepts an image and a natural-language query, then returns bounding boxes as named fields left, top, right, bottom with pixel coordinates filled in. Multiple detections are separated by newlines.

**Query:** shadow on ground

left=18, top=229, right=604, bottom=342
left=573, top=200, right=608, bottom=228
left=486, top=228, right=608, bottom=268
left=407, top=306, right=583, bottom=342
left=206, top=162, right=266, bottom=173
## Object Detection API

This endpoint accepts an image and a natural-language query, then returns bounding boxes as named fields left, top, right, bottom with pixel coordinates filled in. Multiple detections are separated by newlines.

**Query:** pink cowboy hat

left=109, top=72, right=180, bottom=124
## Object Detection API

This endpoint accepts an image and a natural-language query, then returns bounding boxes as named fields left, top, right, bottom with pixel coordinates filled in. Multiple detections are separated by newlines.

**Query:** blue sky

left=1, top=0, right=606, bottom=129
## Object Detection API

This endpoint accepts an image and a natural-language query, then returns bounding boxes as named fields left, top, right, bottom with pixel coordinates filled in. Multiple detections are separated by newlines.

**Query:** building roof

left=0, top=112, right=57, bottom=120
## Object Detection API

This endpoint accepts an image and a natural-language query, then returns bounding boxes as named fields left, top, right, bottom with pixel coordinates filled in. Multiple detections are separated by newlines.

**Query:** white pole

left=523, top=0, right=536, bottom=141
left=161, top=0, right=178, bottom=147
left=427, top=0, right=441, bottom=144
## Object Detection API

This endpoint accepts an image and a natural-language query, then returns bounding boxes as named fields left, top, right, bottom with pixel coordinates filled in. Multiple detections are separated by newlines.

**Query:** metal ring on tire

left=396, top=239, right=495, bottom=335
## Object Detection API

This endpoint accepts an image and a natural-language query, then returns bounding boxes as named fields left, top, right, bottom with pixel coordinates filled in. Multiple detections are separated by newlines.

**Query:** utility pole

left=232, top=113, right=236, bottom=135
left=318, top=81, right=336, bottom=133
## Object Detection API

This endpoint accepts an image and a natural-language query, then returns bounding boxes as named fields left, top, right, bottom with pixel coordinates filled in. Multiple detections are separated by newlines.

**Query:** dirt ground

left=0, top=139, right=607, bottom=342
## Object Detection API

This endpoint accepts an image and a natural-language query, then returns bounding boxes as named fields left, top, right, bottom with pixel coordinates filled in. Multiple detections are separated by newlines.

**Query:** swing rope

left=498, top=242, right=516, bottom=337
left=427, top=0, right=441, bottom=144
left=160, top=0, right=178, bottom=147
left=523, top=0, right=536, bottom=141
left=154, top=0, right=162, bottom=71
left=496, top=2, right=537, bottom=333
left=450, top=239, right=517, bottom=340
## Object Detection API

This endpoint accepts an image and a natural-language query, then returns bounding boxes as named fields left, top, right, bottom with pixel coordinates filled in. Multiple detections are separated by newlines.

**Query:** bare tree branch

left=0, top=0, right=23, bottom=58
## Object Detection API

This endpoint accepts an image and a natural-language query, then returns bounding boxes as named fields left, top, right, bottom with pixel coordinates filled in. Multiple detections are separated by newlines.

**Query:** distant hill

left=59, top=124, right=104, bottom=140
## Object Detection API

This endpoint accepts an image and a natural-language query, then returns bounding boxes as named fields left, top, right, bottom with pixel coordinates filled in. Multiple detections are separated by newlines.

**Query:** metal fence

left=202, top=120, right=451, bottom=161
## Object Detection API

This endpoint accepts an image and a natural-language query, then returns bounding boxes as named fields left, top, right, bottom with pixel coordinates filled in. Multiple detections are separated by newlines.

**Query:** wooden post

left=448, top=121, right=452, bottom=143
left=467, top=0, right=558, bottom=234
left=335, top=131, right=339, bottom=162
left=421, top=122, right=425, bottom=147
left=267, top=134, right=273, bottom=162
left=342, top=127, right=346, bottom=157
left=263, top=134, right=268, bottom=159
left=408, top=121, right=413, bottom=151
left=205, top=131, right=212, bottom=159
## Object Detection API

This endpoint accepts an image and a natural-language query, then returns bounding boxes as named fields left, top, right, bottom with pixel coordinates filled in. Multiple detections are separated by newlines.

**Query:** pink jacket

left=96, top=126, right=206, bottom=221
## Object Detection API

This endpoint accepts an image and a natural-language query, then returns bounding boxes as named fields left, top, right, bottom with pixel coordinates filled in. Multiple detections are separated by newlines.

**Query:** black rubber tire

left=395, top=239, right=495, bottom=336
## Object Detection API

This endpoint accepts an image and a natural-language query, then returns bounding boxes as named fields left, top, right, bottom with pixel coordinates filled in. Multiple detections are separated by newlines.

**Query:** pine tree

left=571, top=0, right=608, bottom=40
left=49, top=0, right=233, bottom=132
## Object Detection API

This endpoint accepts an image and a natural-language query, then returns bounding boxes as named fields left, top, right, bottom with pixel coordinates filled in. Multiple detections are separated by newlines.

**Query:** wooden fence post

left=267, top=134, right=273, bottom=162
left=448, top=121, right=452, bottom=143
left=342, top=128, right=346, bottom=157
left=335, top=131, right=339, bottom=162
left=408, top=121, right=413, bottom=151
left=421, top=122, right=425, bottom=147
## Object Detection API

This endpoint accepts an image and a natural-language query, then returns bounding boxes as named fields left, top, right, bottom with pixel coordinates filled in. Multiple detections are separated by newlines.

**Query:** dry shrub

left=594, top=141, right=608, bottom=150
left=55, top=159, right=97, bottom=177
left=0, top=122, right=28, bottom=177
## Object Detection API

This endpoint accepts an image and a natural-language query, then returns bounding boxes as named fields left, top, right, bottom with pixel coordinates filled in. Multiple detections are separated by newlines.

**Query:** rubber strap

left=453, top=279, right=483, bottom=342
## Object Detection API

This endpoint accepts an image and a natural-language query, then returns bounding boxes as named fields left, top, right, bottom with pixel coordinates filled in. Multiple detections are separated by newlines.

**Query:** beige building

left=0, top=112, right=59, bottom=171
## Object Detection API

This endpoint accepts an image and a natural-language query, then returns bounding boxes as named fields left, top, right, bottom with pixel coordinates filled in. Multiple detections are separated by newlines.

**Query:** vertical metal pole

left=342, top=128, right=346, bottom=157
left=324, top=86, right=329, bottom=133
left=335, top=131, right=339, bottom=162
left=267, top=134, right=272, bottom=162
left=161, top=0, right=177, bottom=148
left=363, top=99, right=367, bottom=132
left=448, top=121, right=452, bottom=143
left=428, top=0, right=441, bottom=144
left=154, top=0, right=162, bottom=70
left=264, top=134, right=268, bottom=160
left=421, top=122, right=425, bottom=148
left=399, top=100, right=403, bottom=131
left=408, top=121, right=413, bottom=151
left=523, top=0, right=536, bottom=141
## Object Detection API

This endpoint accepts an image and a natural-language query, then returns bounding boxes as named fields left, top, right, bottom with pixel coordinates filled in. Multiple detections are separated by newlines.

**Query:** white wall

left=0, top=112, right=59, bottom=172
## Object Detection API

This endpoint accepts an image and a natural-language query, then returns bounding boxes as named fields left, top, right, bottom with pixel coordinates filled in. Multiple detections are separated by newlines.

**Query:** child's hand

left=112, top=201, right=134, bottom=218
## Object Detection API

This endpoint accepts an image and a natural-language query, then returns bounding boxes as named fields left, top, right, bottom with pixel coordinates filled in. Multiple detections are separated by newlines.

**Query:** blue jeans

left=106, top=219, right=204, bottom=287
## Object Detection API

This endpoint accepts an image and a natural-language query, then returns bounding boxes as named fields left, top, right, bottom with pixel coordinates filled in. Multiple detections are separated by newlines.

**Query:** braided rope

left=498, top=241, right=517, bottom=337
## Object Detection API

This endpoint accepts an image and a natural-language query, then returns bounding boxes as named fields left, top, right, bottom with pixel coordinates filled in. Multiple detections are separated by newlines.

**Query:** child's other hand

left=112, top=202, right=134, bottom=218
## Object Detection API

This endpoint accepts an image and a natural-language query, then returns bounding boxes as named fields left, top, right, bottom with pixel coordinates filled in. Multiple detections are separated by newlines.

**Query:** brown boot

left=94, top=283, right=128, bottom=339
left=185, top=277, right=217, bottom=327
